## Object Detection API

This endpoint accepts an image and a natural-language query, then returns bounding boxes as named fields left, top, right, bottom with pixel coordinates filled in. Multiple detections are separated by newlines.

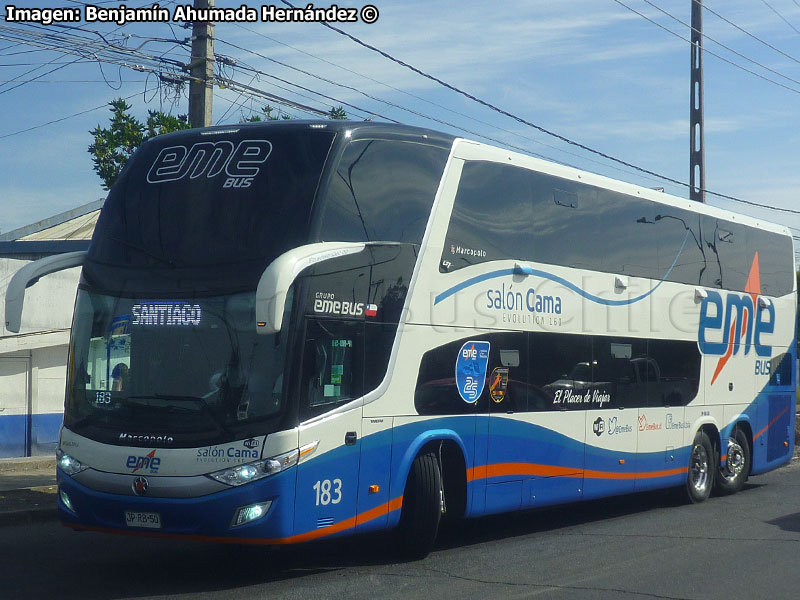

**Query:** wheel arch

left=389, top=429, right=469, bottom=527
left=721, top=415, right=754, bottom=470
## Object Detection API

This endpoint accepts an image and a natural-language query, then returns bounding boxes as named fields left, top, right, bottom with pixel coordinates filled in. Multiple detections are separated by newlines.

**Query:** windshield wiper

left=126, top=394, right=235, bottom=438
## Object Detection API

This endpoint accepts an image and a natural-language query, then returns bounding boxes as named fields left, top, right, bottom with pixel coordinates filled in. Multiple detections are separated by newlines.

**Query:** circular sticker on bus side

left=489, top=366, right=509, bottom=403
left=455, top=340, right=490, bottom=403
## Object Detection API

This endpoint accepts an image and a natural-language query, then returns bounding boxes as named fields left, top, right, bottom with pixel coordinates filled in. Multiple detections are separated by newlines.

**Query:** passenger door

left=516, top=331, right=587, bottom=509
left=583, top=338, right=641, bottom=499
left=635, top=340, right=691, bottom=491
left=293, top=318, right=364, bottom=538
left=485, top=332, right=531, bottom=514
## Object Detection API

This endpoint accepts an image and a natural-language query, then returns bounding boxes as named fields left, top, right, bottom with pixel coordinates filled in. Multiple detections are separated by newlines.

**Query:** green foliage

left=240, top=105, right=293, bottom=123
left=145, top=111, right=189, bottom=138
left=328, top=105, right=348, bottom=120
left=241, top=104, right=348, bottom=123
left=89, top=98, right=189, bottom=190
left=90, top=98, right=347, bottom=190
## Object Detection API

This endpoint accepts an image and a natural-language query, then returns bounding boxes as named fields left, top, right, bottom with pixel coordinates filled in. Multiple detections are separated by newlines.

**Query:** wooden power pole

left=690, top=0, right=705, bottom=203
left=189, top=0, right=214, bottom=128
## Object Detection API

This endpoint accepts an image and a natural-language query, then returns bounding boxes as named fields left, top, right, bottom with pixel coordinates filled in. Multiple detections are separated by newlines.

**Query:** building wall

left=0, top=257, right=80, bottom=457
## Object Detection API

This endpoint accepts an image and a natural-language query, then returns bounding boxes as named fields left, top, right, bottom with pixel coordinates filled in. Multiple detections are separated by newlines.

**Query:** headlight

left=56, top=448, right=89, bottom=476
left=207, top=448, right=299, bottom=487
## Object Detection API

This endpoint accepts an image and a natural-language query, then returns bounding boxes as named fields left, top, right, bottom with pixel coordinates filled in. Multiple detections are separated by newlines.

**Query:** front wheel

left=714, top=427, right=750, bottom=495
left=686, top=430, right=714, bottom=503
left=396, top=451, right=442, bottom=560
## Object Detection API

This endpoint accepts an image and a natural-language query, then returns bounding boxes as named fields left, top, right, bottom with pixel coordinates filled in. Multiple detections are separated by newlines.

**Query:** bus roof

left=149, top=119, right=457, bottom=148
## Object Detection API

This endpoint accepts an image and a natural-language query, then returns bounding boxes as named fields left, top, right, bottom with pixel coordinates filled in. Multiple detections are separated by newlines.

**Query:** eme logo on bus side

left=697, top=256, right=775, bottom=384
left=146, top=139, right=272, bottom=188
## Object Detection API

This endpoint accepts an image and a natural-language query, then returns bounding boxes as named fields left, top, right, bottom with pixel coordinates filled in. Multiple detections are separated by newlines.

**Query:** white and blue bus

left=7, top=121, right=796, bottom=558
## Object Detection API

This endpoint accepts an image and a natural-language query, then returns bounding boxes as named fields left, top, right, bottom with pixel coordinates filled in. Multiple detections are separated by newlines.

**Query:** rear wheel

left=686, top=430, right=713, bottom=503
left=396, top=450, right=442, bottom=560
left=714, top=427, right=750, bottom=495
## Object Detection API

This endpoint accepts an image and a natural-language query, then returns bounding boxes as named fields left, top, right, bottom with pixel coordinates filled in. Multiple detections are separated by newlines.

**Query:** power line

left=0, top=90, right=141, bottom=140
left=0, top=55, right=83, bottom=96
left=759, top=0, right=800, bottom=36
left=611, top=0, right=800, bottom=95
left=214, top=44, right=580, bottom=163
left=230, top=25, right=678, bottom=187
left=214, top=41, right=399, bottom=122
left=284, top=0, right=800, bottom=215
left=640, top=0, right=800, bottom=87
left=0, top=79, right=147, bottom=83
left=698, top=1, right=800, bottom=67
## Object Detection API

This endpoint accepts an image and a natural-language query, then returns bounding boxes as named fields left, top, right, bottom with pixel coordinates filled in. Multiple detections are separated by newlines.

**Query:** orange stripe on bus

left=754, top=405, right=790, bottom=440
left=66, top=495, right=404, bottom=546
left=467, top=462, right=687, bottom=482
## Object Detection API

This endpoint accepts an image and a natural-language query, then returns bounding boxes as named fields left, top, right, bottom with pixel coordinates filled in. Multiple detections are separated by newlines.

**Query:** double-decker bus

left=7, top=121, right=796, bottom=558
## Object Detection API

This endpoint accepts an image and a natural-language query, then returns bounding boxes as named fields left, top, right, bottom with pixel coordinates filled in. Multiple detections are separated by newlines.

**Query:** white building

left=0, top=200, right=101, bottom=457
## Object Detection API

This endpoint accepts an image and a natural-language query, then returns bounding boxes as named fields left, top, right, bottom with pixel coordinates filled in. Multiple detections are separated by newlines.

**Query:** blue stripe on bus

left=434, top=230, right=690, bottom=306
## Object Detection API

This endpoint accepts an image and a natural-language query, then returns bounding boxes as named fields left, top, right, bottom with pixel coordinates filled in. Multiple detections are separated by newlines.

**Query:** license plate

left=125, top=511, right=162, bottom=529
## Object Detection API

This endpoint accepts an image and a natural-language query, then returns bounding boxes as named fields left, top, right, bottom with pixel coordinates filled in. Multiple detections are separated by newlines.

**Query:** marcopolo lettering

left=119, top=433, right=175, bottom=445
left=146, top=139, right=272, bottom=187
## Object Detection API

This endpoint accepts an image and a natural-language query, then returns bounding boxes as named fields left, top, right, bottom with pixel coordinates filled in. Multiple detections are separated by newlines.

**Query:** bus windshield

left=65, top=288, right=291, bottom=444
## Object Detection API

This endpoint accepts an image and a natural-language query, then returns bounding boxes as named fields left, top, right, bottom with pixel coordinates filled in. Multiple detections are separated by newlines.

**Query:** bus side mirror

left=255, top=242, right=366, bottom=335
left=5, top=251, right=87, bottom=333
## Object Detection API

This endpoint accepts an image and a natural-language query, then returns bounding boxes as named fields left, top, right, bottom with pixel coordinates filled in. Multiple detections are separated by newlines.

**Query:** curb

left=0, top=457, right=56, bottom=474
left=0, top=485, right=59, bottom=527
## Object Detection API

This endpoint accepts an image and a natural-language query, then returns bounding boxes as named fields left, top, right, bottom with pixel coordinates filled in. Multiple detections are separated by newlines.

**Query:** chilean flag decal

left=365, top=304, right=378, bottom=317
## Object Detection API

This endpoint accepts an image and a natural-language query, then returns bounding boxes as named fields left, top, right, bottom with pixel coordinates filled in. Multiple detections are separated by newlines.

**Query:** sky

left=1, top=0, right=799, bottom=260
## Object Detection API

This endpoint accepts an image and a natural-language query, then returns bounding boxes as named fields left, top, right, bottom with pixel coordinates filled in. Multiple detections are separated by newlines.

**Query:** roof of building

left=0, top=199, right=103, bottom=242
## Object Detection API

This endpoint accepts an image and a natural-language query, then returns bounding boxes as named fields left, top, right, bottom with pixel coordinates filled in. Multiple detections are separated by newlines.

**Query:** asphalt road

left=3, top=461, right=800, bottom=600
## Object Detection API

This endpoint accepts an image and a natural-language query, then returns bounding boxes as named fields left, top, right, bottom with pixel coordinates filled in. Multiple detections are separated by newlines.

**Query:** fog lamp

left=59, top=488, right=75, bottom=513
left=232, top=501, right=272, bottom=527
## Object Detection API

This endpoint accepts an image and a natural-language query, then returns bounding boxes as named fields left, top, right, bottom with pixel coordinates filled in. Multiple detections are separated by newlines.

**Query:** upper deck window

left=316, top=139, right=449, bottom=246
left=441, top=160, right=794, bottom=297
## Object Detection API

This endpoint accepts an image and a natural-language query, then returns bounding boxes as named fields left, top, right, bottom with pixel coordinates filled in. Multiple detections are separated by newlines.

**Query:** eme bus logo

left=697, top=254, right=775, bottom=385
left=127, top=449, right=160, bottom=474
left=146, top=139, right=272, bottom=188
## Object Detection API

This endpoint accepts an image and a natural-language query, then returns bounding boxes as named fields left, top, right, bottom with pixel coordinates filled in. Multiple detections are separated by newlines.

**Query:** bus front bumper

left=56, top=468, right=297, bottom=543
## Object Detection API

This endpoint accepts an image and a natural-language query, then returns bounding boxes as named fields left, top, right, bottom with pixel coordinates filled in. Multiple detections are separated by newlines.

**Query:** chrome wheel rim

left=721, top=438, right=745, bottom=481
left=691, top=443, right=710, bottom=493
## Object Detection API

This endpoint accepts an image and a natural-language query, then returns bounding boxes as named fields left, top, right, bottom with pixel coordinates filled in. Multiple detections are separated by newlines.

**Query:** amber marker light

left=299, top=441, right=319, bottom=461
left=368, top=485, right=380, bottom=494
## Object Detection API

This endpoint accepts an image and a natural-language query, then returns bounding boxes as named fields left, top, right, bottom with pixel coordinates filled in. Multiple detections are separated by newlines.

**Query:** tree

left=240, top=105, right=292, bottom=123
left=328, top=105, right=347, bottom=120
left=89, top=99, right=190, bottom=190
left=90, top=99, right=348, bottom=189
left=241, top=104, right=348, bottom=123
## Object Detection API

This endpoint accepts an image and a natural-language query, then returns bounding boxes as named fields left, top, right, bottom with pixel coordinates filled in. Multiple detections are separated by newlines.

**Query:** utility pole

left=189, top=0, right=214, bottom=128
left=689, top=0, right=705, bottom=203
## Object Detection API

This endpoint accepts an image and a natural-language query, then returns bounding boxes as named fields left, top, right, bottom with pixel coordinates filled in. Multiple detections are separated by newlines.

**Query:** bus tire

left=686, top=430, right=714, bottom=503
left=396, top=450, right=442, bottom=560
left=714, top=427, right=750, bottom=495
